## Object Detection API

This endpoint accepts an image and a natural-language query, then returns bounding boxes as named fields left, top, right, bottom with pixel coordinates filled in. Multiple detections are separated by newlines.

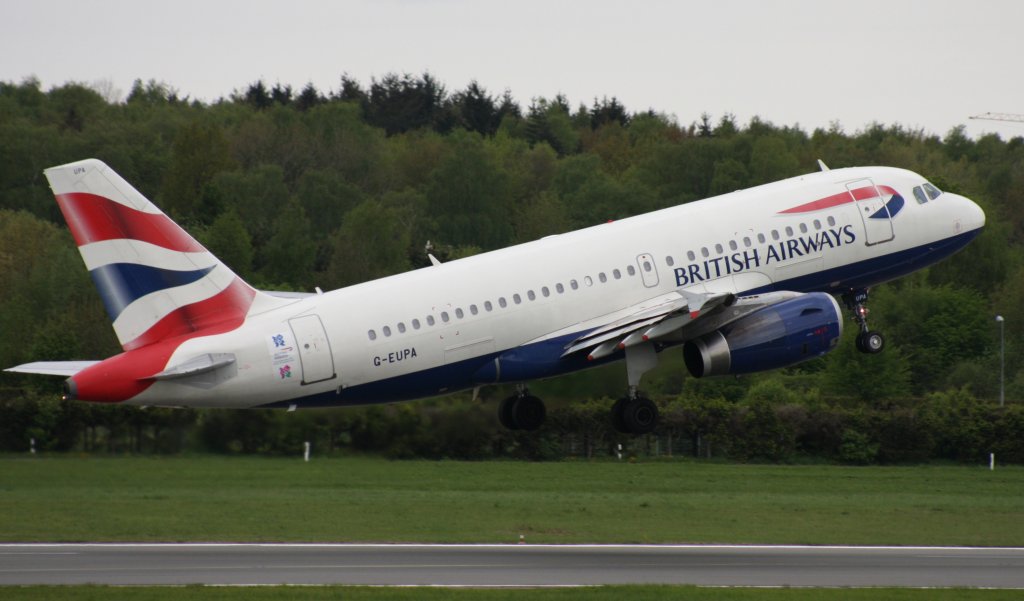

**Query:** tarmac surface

left=2, top=543, right=1024, bottom=588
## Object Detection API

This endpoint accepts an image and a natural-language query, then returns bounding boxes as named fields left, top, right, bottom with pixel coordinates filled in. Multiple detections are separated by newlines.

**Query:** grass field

left=3, top=586, right=1024, bottom=601
left=1, top=456, right=1021, bottom=545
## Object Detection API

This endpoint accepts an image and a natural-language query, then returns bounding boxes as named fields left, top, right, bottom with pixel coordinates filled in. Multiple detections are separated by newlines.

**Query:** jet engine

left=683, top=292, right=843, bottom=377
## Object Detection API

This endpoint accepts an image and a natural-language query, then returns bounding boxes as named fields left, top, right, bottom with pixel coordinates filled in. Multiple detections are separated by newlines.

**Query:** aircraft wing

left=560, top=289, right=801, bottom=361
left=4, top=361, right=101, bottom=377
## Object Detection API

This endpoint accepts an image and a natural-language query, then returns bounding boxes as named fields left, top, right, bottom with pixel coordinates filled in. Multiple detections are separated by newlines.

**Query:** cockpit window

left=923, top=182, right=942, bottom=200
left=913, top=185, right=928, bottom=204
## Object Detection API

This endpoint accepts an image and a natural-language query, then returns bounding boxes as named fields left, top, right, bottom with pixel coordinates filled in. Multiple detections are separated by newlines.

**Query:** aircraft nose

left=956, top=194, right=986, bottom=233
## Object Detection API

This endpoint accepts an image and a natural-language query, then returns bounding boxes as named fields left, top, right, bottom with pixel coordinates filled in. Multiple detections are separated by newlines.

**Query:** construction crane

left=970, top=112, right=1024, bottom=123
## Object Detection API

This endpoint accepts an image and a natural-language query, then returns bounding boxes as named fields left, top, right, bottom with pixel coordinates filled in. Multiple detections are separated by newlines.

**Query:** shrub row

left=2, top=388, right=1021, bottom=464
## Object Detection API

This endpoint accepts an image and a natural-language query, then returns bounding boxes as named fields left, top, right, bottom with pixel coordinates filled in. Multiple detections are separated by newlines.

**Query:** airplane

left=5, top=158, right=985, bottom=434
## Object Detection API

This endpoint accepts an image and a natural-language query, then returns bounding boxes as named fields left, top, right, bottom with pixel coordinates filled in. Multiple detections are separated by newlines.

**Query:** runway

left=2, top=544, right=1023, bottom=588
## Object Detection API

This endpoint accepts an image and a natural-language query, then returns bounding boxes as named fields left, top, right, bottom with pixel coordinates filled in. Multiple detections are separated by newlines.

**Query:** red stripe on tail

left=122, top=278, right=256, bottom=351
left=55, top=192, right=204, bottom=251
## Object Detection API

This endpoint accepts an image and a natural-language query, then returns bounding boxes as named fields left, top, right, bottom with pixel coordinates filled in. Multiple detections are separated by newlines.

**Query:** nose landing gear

left=843, top=289, right=885, bottom=354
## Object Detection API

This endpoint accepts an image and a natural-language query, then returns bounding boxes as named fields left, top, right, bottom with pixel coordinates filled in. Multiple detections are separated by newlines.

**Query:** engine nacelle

left=683, top=292, right=843, bottom=378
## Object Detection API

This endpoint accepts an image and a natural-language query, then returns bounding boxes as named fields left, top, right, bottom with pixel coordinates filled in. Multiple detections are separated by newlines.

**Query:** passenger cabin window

left=383, top=326, right=392, bottom=337
left=923, top=182, right=942, bottom=200
left=599, top=272, right=608, bottom=283
left=799, top=223, right=808, bottom=234
left=570, top=279, right=579, bottom=290
left=440, top=312, right=450, bottom=323
left=470, top=304, right=478, bottom=315
left=813, top=219, right=822, bottom=230
left=701, top=247, right=710, bottom=258
left=368, top=330, right=377, bottom=341
left=499, top=297, right=508, bottom=308
left=627, top=265, right=636, bottom=276
left=485, top=300, right=493, bottom=311
left=666, top=256, right=674, bottom=267
left=541, top=286, right=550, bottom=297
left=757, top=233, right=766, bottom=243
left=743, top=236, right=752, bottom=247
left=398, top=322, right=406, bottom=333
left=527, top=290, right=536, bottom=301
left=513, top=293, right=522, bottom=304
left=687, top=250, right=696, bottom=261
left=412, top=318, right=421, bottom=329
left=642, top=261, right=651, bottom=273
left=427, top=315, right=436, bottom=326
left=771, top=230, right=780, bottom=241
left=556, top=283, right=565, bottom=293
left=455, top=308, right=464, bottom=319
left=785, top=226, right=794, bottom=237
left=729, top=240, right=737, bottom=251
left=584, top=276, right=593, bottom=287
left=827, top=216, right=836, bottom=227
left=714, top=243, right=723, bottom=254
left=612, top=269, right=621, bottom=279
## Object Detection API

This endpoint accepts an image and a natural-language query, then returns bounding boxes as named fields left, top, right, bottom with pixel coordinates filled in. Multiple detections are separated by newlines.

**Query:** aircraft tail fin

left=45, top=159, right=285, bottom=351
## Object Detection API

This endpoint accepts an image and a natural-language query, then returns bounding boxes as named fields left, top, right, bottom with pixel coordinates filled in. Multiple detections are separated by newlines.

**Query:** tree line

left=1, top=73, right=1022, bottom=462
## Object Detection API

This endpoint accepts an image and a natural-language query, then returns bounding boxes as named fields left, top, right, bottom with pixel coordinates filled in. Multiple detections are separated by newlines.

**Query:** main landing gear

left=842, top=289, right=884, bottom=354
left=498, top=385, right=546, bottom=431
left=611, top=342, right=660, bottom=435
left=611, top=393, right=658, bottom=435
left=496, top=343, right=663, bottom=435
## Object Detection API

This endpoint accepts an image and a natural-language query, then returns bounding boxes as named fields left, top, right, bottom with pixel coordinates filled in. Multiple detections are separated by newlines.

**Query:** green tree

left=159, top=120, right=234, bottom=221
left=200, top=209, right=253, bottom=279
left=821, top=327, right=912, bottom=403
left=325, top=200, right=411, bottom=287
left=425, top=131, right=513, bottom=249
left=260, top=197, right=316, bottom=287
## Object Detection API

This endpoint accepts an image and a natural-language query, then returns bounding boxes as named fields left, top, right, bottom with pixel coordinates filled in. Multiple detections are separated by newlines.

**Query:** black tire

left=856, top=330, right=884, bottom=354
left=610, top=397, right=630, bottom=434
left=862, top=330, right=884, bottom=354
left=513, top=395, right=546, bottom=431
left=498, top=396, right=519, bottom=430
left=623, top=397, right=659, bottom=435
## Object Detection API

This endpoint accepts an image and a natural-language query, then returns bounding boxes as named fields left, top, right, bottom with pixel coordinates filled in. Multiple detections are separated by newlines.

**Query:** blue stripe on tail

left=89, top=263, right=216, bottom=321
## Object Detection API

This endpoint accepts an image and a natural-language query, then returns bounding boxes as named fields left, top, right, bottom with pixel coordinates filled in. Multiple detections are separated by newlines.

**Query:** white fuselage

left=135, top=166, right=985, bottom=408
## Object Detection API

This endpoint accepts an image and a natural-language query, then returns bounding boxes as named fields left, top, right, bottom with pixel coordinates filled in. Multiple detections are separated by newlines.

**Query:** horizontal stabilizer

left=149, top=353, right=236, bottom=380
left=261, top=290, right=316, bottom=299
left=4, top=361, right=100, bottom=377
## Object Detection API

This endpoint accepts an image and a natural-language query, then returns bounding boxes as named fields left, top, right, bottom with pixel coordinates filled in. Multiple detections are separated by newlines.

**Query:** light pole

left=996, top=315, right=1005, bottom=407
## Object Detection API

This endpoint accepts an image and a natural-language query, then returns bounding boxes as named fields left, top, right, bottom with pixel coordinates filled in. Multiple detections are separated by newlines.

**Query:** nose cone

left=954, top=193, right=986, bottom=234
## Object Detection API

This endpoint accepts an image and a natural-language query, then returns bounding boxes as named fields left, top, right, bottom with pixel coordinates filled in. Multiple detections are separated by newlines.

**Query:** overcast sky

left=3, top=0, right=1022, bottom=140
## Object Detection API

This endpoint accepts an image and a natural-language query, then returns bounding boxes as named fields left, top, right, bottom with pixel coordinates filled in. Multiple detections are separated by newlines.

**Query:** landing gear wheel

left=498, top=396, right=519, bottom=430
left=513, top=395, right=546, bottom=431
left=856, top=330, right=885, bottom=354
left=614, top=397, right=655, bottom=434
left=611, top=398, right=630, bottom=434
left=498, top=394, right=546, bottom=431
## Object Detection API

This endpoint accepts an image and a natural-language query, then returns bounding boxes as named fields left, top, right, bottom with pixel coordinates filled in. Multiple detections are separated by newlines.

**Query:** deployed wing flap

left=4, top=361, right=100, bottom=377
left=560, top=289, right=735, bottom=360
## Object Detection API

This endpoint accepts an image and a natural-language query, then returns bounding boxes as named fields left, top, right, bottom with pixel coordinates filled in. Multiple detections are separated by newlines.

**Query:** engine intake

left=683, top=292, right=843, bottom=377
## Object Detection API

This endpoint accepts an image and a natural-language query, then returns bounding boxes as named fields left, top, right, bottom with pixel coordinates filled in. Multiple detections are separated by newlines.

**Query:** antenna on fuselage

left=817, top=159, right=830, bottom=172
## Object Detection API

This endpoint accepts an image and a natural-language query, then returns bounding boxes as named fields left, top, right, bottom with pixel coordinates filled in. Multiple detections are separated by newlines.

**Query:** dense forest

left=1, top=74, right=1022, bottom=463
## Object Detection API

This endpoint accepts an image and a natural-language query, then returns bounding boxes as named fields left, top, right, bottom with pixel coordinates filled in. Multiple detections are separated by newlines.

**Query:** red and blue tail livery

left=6, top=159, right=985, bottom=433
left=49, top=159, right=259, bottom=351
